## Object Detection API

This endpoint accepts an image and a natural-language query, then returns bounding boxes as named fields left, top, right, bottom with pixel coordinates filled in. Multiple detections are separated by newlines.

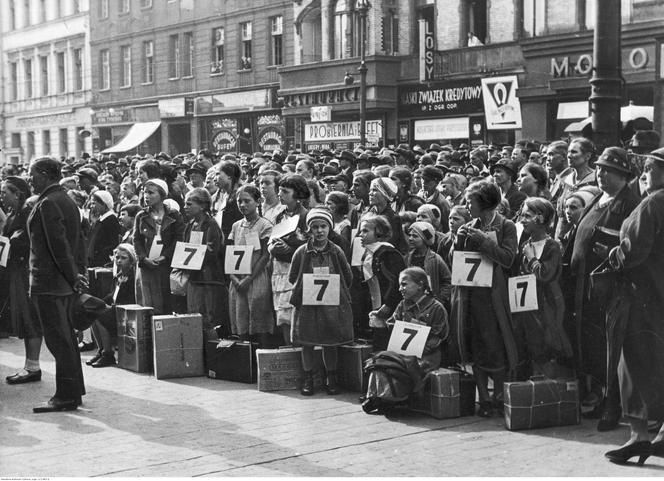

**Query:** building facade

left=1, top=0, right=92, bottom=165
left=89, top=0, right=292, bottom=156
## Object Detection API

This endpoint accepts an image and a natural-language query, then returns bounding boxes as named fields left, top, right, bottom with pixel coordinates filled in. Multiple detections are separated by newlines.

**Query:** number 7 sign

left=451, top=251, right=493, bottom=287
left=508, top=274, right=538, bottom=312
left=171, top=242, right=207, bottom=270
left=387, top=321, right=431, bottom=358
left=302, top=273, right=340, bottom=306
left=0, top=236, right=10, bottom=268
left=224, top=245, right=253, bottom=274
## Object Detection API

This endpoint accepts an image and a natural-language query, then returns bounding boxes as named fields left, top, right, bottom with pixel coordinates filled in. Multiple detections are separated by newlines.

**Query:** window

left=27, top=132, right=35, bottom=160
left=121, top=45, right=132, bottom=87
left=25, top=58, right=33, bottom=98
left=270, top=16, right=283, bottom=66
left=60, top=128, right=69, bottom=156
left=169, top=35, right=179, bottom=78
left=100, top=49, right=110, bottom=89
left=382, top=10, right=399, bottom=54
left=9, top=0, right=16, bottom=30
left=56, top=52, right=66, bottom=93
left=9, top=62, right=18, bottom=100
left=74, top=48, right=83, bottom=90
left=142, top=40, right=154, bottom=83
left=40, top=55, right=49, bottom=96
left=334, top=0, right=359, bottom=58
left=39, top=0, right=46, bottom=22
left=522, top=0, right=546, bottom=37
left=24, top=0, right=30, bottom=27
left=211, top=28, right=224, bottom=74
left=140, top=0, right=152, bottom=8
left=182, top=32, right=193, bottom=77
left=43, top=130, right=51, bottom=155
left=119, top=0, right=130, bottom=14
left=11, top=133, right=21, bottom=149
left=240, top=21, right=252, bottom=70
left=99, top=0, right=108, bottom=18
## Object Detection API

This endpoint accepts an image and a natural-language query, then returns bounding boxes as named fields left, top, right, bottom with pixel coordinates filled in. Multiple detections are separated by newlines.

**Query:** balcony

left=401, top=43, right=524, bottom=81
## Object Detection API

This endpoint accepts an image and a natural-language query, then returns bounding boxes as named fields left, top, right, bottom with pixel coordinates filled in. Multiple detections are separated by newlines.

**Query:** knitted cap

left=306, top=207, right=334, bottom=230
left=409, top=221, right=436, bottom=247
left=370, top=177, right=398, bottom=201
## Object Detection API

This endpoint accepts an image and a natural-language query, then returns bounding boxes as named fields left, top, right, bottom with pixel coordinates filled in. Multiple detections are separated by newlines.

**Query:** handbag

left=588, top=257, right=620, bottom=304
left=169, top=269, right=190, bottom=296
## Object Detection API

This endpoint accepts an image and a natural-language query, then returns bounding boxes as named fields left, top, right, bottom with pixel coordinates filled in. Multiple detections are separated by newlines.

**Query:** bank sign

left=398, top=80, right=484, bottom=118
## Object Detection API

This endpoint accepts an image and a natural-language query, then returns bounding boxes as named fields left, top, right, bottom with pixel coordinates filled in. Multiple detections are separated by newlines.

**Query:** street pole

left=589, top=0, right=622, bottom=152
left=358, top=0, right=368, bottom=148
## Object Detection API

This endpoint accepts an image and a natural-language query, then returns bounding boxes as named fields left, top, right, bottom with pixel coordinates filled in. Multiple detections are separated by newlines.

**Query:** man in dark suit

left=27, top=157, right=88, bottom=412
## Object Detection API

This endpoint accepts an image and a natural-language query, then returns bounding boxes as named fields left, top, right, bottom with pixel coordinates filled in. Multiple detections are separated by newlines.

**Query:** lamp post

left=357, top=0, right=369, bottom=148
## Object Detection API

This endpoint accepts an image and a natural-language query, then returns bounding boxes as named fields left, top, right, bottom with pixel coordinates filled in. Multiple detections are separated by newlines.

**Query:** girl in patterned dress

left=228, top=185, right=274, bottom=347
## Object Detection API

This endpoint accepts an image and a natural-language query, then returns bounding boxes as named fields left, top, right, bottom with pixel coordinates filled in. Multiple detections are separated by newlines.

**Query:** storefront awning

left=101, top=121, right=161, bottom=153
left=564, top=104, right=653, bottom=133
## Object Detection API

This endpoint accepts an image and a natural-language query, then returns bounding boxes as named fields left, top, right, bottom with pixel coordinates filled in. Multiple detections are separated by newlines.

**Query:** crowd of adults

left=1, top=132, right=663, bottom=464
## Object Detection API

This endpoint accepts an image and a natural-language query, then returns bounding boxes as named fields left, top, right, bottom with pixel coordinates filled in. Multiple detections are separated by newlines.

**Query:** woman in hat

left=368, top=177, right=407, bottom=255
left=288, top=208, right=353, bottom=396
left=603, top=148, right=664, bottom=465
left=133, top=178, right=185, bottom=315
left=491, top=159, right=526, bottom=219
left=87, top=190, right=121, bottom=268
left=87, top=244, right=137, bottom=368
left=2, top=177, right=44, bottom=384
left=570, top=146, right=641, bottom=430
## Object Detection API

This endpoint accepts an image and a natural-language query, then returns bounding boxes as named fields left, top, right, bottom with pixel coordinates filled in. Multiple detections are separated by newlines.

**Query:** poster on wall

left=481, top=75, right=522, bottom=130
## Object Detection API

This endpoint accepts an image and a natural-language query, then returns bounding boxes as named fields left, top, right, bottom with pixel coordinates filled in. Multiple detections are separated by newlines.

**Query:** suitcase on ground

left=88, top=267, right=114, bottom=298
left=116, top=304, right=153, bottom=373
left=337, top=341, right=373, bottom=392
left=152, top=313, right=205, bottom=379
left=503, top=377, right=580, bottom=430
left=206, top=338, right=257, bottom=383
left=410, top=368, right=476, bottom=419
left=256, top=347, right=324, bottom=391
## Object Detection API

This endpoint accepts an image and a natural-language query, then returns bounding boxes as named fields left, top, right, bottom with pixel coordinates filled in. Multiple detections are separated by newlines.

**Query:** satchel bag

left=588, top=258, right=620, bottom=304
left=169, top=269, right=190, bottom=296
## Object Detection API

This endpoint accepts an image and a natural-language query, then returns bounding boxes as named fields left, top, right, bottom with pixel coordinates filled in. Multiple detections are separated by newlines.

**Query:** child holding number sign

left=182, top=188, right=225, bottom=341
left=289, top=208, right=353, bottom=396
left=452, top=180, right=518, bottom=418
left=512, top=197, right=572, bottom=378
left=387, top=267, right=448, bottom=370
left=228, top=185, right=274, bottom=346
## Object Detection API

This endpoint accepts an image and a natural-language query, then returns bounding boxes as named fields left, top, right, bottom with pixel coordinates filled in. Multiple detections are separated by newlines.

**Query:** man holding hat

left=27, top=158, right=87, bottom=412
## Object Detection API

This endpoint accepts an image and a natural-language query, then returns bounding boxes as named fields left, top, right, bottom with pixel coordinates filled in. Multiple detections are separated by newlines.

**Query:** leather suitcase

left=410, top=368, right=476, bottom=419
left=337, top=342, right=373, bottom=392
left=504, top=377, right=580, bottom=430
left=152, top=314, right=205, bottom=379
left=206, top=339, right=257, bottom=383
left=116, top=305, right=153, bottom=373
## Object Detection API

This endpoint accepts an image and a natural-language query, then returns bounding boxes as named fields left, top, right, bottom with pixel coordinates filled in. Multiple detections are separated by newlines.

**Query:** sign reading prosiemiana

left=304, top=120, right=383, bottom=142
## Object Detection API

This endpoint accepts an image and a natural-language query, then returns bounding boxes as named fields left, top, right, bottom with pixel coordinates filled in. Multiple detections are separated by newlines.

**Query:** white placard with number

left=302, top=273, right=340, bottom=306
left=224, top=245, right=253, bottom=274
left=387, top=320, right=431, bottom=358
left=508, top=274, right=538, bottom=313
left=171, top=242, right=207, bottom=270
left=451, top=251, right=493, bottom=287
left=148, top=235, right=163, bottom=260
left=0, top=236, right=9, bottom=267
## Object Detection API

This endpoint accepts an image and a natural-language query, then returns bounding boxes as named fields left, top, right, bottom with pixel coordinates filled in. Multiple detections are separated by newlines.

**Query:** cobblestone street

left=1, top=337, right=663, bottom=477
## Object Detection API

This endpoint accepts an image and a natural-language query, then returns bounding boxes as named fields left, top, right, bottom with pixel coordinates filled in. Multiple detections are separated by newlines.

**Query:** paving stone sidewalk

left=1, top=337, right=663, bottom=477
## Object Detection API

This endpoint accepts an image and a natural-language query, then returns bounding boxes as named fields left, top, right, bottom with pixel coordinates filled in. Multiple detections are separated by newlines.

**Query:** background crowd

left=1, top=132, right=664, bottom=463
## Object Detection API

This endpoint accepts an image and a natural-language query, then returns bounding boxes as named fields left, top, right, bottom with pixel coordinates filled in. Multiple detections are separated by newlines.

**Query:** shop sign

left=212, top=129, right=237, bottom=152
left=414, top=117, right=469, bottom=141
left=282, top=87, right=360, bottom=108
left=258, top=126, right=285, bottom=151
left=17, top=109, right=74, bottom=128
left=304, top=120, right=383, bottom=142
left=92, top=108, right=130, bottom=125
left=311, top=106, right=332, bottom=122
left=159, top=98, right=194, bottom=118
left=481, top=75, right=522, bottom=130
left=399, top=80, right=483, bottom=118
left=551, top=46, right=651, bottom=78
left=195, top=89, right=272, bottom=114
left=419, top=13, right=435, bottom=82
